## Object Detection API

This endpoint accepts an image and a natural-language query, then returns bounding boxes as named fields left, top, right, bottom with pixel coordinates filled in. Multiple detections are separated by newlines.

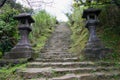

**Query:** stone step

left=52, top=72, right=120, bottom=80
left=19, top=67, right=120, bottom=79
left=27, top=61, right=120, bottom=68
left=40, top=54, right=77, bottom=59
left=27, top=72, right=120, bottom=80
left=40, top=53, right=75, bottom=56
left=27, top=62, right=95, bottom=68
left=39, top=52, right=77, bottom=59
left=34, top=57, right=80, bottom=62
left=40, top=52, right=76, bottom=55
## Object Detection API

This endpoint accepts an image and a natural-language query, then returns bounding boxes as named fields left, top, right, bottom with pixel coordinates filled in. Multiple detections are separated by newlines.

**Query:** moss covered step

left=52, top=72, right=120, bottom=80
left=27, top=72, right=120, bottom=80
left=34, top=57, right=80, bottom=62
left=19, top=67, right=120, bottom=79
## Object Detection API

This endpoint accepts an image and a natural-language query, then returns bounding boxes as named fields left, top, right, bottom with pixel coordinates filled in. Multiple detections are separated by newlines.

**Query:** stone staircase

left=19, top=58, right=120, bottom=80
left=18, top=23, right=120, bottom=80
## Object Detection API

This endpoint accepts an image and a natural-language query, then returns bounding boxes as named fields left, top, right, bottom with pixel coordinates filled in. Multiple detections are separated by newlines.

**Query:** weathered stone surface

left=26, top=62, right=120, bottom=69
left=27, top=72, right=120, bottom=80
left=26, top=62, right=95, bottom=68
left=20, top=66, right=120, bottom=78
left=35, top=57, right=79, bottom=62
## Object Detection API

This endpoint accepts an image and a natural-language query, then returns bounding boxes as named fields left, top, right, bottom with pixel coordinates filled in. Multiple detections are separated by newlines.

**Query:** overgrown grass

left=67, top=7, right=88, bottom=56
left=30, top=10, right=56, bottom=53
left=0, top=63, right=26, bottom=80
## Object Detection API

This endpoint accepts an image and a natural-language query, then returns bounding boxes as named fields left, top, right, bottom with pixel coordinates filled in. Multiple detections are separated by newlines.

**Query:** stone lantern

left=4, top=13, right=35, bottom=59
left=82, top=8, right=110, bottom=60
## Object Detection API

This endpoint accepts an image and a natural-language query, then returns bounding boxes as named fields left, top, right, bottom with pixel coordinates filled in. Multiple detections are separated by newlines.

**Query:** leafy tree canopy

left=73, top=0, right=120, bottom=7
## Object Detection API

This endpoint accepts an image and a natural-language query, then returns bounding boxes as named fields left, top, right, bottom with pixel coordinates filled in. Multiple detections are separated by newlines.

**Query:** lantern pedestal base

left=4, top=44, right=34, bottom=59
left=83, top=40, right=111, bottom=60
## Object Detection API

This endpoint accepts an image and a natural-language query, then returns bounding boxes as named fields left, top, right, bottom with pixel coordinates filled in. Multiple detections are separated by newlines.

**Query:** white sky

left=16, top=0, right=73, bottom=21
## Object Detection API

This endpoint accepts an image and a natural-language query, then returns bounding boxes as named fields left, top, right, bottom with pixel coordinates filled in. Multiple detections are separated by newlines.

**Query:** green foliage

left=0, top=1, right=32, bottom=55
left=73, top=0, right=120, bottom=7
left=0, top=64, right=26, bottom=80
left=0, top=0, right=32, bottom=54
left=97, top=5, right=120, bottom=60
left=68, top=7, right=88, bottom=54
left=30, top=10, right=56, bottom=52
left=0, top=4, right=19, bottom=54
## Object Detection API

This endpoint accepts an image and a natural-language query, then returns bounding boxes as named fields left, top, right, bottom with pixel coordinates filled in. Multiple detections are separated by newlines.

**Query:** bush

left=0, top=4, right=19, bottom=54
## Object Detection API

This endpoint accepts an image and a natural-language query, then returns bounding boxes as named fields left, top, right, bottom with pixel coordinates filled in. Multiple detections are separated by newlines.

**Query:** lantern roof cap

left=13, top=13, right=35, bottom=23
left=82, top=8, right=101, bottom=18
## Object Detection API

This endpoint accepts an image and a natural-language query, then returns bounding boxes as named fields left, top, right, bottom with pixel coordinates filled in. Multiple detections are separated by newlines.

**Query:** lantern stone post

left=4, top=13, right=34, bottom=59
left=82, top=8, right=110, bottom=60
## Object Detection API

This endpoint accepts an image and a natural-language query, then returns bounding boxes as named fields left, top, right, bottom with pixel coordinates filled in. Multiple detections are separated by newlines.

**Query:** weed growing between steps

left=0, top=63, right=26, bottom=80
